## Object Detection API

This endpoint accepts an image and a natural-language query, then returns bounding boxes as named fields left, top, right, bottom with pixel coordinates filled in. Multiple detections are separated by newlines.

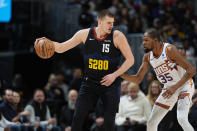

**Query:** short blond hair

left=127, top=82, right=139, bottom=92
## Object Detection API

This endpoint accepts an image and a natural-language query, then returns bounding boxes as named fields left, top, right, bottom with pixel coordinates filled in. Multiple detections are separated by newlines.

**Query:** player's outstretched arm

left=54, top=29, right=89, bottom=53
left=166, top=45, right=196, bottom=89
left=121, top=53, right=150, bottom=84
left=34, top=29, right=89, bottom=54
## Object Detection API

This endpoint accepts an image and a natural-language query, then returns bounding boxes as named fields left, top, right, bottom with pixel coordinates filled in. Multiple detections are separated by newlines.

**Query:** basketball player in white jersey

left=121, top=28, right=196, bottom=131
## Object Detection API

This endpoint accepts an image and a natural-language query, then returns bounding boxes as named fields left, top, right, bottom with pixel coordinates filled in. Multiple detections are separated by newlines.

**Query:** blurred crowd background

left=0, top=0, right=197, bottom=131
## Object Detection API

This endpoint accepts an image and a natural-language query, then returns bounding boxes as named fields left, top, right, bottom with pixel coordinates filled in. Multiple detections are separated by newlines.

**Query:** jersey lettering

left=154, top=63, right=169, bottom=76
left=89, top=59, right=108, bottom=70
left=102, top=44, right=110, bottom=53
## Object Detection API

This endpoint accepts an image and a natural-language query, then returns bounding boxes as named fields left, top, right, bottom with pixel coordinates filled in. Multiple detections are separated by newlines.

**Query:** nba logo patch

left=0, top=0, right=11, bottom=22
left=161, top=53, right=166, bottom=59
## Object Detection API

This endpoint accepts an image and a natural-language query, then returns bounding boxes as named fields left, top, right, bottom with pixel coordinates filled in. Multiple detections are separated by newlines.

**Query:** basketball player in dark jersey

left=34, top=10, right=134, bottom=131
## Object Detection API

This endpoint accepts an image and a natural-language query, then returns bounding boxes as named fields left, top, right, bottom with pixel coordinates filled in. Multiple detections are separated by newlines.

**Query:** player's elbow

left=135, top=77, right=142, bottom=84
left=128, top=57, right=135, bottom=67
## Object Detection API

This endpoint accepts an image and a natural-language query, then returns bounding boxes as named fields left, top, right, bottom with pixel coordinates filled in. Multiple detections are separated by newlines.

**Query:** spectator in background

left=78, top=2, right=94, bottom=28
left=11, top=91, right=30, bottom=123
left=44, top=73, right=65, bottom=101
left=188, top=23, right=197, bottom=56
left=0, top=89, right=29, bottom=130
left=0, top=89, right=17, bottom=122
left=120, top=80, right=129, bottom=97
left=144, top=71, right=156, bottom=94
left=0, top=113, right=16, bottom=131
left=59, top=89, right=78, bottom=131
left=146, top=80, right=162, bottom=108
left=12, top=74, right=28, bottom=100
left=69, top=68, right=83, bottom=92
left=55, top=71, right=69, bottom=100
left=0, top=80, right=4, bottom=101
left=115, top=82, right=151, bottom=131
left=44, top=73, right=58, bottom=94
left=167, top=27, right=182, bottom=43
left=128, top=17, right=143, bottom=33
left=24, top=89, right=60, bottom=131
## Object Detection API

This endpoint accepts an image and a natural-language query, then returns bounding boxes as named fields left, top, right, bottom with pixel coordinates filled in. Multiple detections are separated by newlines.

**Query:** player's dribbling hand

left=100, top=73, right=116, bottom=86
left=34, top=37, right=46, bottom=46
left=162, top=86, right=177, bottom=99
left=34, top=37, right=54, bottom=47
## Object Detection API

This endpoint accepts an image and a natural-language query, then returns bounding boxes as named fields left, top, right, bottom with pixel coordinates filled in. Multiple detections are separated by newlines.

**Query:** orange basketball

left=34, top=39, right=55, bottom=59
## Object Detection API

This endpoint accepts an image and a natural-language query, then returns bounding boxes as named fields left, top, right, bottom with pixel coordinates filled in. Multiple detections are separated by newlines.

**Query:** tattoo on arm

left=184, top=72, right=191, bottom=79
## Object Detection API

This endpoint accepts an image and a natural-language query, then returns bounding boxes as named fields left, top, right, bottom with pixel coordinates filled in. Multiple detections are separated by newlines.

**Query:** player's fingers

left=167, top=95, right=171, bottom=99
left=101, top=80, right=110, bottom=86
left=162, top=91, right=168, bottom=97
left=101, top=81, right=107, bottom=86
left=163, top=93, right=168, bottom=99
left=100, top=78, right=106, bottom=84
left=102, top=75, right=108, bottom=80
left=34, top=39, right=40, bottom=47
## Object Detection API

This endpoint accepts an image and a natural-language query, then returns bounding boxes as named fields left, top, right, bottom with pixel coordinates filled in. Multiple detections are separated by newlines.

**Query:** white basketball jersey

left=149, top=43, right=190, bottom=87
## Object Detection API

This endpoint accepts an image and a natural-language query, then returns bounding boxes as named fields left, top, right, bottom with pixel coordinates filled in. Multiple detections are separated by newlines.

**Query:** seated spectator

left=0, top=89, right=30, bottom=130
left=69, top=68, right=83, bottom=92
left=44, top=73, right=65, bottom=101
left=115, top=82, right=151, bottom=131
left=59, top=89, right=78, bottom=131
left=0, top=113, right=16, bottom=131
left=24, top=89, right=60, bottom=131
left=55, top=71, right=69, bottom=101
left=146, top=80, right=162, bottom=108
left=120, top=80, right=129, bottom=97
left=44, top=73, right=65, bottom=121
left=0, top=89, right=17, bottom=122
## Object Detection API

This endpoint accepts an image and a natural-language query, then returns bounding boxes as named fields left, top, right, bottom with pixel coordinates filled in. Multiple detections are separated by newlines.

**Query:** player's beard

left=144, top=48, right=151, bottom=53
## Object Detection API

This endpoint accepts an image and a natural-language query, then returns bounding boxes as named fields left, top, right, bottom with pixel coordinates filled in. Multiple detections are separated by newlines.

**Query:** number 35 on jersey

left=89, top=59, right=108, bottom=70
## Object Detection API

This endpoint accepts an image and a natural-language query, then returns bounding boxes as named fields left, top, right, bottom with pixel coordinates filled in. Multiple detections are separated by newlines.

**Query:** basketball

left=34, top=39, right=55, bottom=59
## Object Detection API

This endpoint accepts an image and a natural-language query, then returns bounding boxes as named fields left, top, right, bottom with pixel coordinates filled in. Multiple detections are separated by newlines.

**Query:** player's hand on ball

left=34, top=37, right=55, bottom=59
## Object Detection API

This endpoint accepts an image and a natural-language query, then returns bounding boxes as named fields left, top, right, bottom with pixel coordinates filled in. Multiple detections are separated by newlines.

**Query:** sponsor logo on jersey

left=104, top=39, right=111, bottom=43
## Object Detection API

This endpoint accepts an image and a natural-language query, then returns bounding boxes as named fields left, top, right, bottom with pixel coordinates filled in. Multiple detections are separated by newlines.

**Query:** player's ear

left=98, top=18, right=102, bottom=25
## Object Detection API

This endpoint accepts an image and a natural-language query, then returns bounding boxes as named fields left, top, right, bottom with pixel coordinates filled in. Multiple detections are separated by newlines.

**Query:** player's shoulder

left=78, top=28, right=90, bottom=34
left=166, top=43, right=176, bottom=52
left=113, top=30, right=125, bottom=38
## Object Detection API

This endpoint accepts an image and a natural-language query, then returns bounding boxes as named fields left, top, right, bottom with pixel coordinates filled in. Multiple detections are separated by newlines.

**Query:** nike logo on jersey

left=104, top=40, right=111, bottom=42
left=89, top=38, right=95, bottom=40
